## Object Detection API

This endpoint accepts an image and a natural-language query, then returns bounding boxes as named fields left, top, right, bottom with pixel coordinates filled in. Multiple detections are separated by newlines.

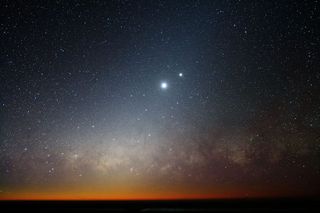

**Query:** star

left=179, top=73, right=183, bottom=77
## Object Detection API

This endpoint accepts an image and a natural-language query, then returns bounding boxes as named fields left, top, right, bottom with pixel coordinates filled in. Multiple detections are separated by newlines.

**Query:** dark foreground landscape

left=1, top=198, right=320, bottom=212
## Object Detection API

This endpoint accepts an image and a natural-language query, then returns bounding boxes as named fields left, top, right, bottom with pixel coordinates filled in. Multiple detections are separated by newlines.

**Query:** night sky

left=1, top=0, right=320, bottom=199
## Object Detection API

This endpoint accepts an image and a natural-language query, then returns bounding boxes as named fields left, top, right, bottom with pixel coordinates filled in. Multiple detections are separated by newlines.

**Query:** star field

left=0, top=0, right=320, bottom=199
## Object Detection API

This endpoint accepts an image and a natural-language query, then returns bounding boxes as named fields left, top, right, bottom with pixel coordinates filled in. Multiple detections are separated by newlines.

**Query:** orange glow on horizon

left=0, top=187, right=294, bottom=201
left=0, top=179, right=305, bottom=200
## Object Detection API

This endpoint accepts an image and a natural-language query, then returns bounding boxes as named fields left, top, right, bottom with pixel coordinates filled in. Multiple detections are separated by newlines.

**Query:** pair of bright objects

left=161, top=73, right=183, bottom=90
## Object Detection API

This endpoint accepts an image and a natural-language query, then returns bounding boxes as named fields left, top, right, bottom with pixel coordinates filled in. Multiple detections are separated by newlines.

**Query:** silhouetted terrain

left=1, top=198, right=320, bottom=212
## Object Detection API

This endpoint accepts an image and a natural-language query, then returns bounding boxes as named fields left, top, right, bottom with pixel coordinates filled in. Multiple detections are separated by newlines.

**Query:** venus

left=161, top=82, right=168, bottom=90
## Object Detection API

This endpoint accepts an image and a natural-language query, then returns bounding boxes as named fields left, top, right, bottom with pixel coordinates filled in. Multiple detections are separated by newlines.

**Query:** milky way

left=0, top=0, right=320, bottom=199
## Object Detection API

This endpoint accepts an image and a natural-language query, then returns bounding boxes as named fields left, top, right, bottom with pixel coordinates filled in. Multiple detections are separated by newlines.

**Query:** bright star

left=161, top=82, right=168, bottom=90
left=179, top=73, right=183, bottom=77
